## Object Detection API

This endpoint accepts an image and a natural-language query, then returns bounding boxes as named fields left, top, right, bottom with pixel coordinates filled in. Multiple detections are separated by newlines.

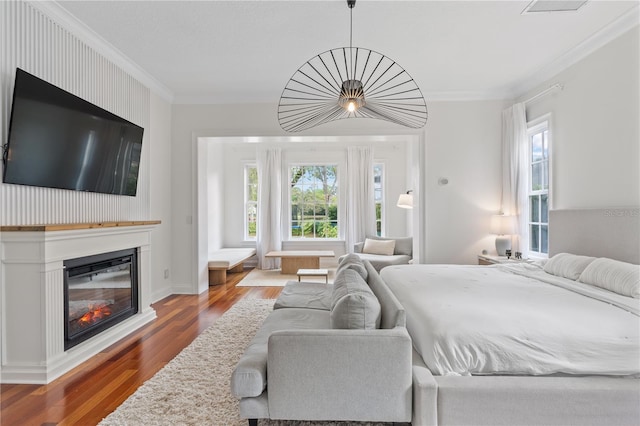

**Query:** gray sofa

left=230, top=257, right=413, bottom=424
left=342, top=236, right=413, bottom=272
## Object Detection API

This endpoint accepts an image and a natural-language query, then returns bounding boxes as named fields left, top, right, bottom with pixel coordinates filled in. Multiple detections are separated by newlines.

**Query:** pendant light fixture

left=278, top=0, right=428, bottom=132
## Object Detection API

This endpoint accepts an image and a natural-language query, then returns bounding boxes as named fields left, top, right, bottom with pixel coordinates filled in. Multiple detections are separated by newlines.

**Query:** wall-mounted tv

left=2, top=68, right=144, bottom=196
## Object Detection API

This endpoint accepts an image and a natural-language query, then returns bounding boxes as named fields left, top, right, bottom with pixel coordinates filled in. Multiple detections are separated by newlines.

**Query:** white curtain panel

left=345, top=146, right=376, bottom=253
left=257, top=148, right=283, bottom=269
left=501, top=103, right=529, bottom=256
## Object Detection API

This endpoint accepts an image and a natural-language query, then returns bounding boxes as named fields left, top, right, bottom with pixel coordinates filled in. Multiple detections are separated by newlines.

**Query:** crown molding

left=509, top=4, right=639, bottom=99
left=422, top=90, right=510, bottom=102
left=28, top=1, right=174, bottom=102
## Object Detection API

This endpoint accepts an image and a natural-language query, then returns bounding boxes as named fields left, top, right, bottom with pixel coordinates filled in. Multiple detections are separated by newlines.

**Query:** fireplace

left=64, top=248, right=139, bottom=350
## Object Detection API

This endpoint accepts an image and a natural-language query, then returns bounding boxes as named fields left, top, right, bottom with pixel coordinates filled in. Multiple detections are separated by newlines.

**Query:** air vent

left=522, top=0, right=588, bottom=14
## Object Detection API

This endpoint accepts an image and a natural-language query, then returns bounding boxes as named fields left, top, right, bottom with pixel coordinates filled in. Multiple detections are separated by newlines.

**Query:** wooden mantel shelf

left=0, top=220, right=161, bottom=232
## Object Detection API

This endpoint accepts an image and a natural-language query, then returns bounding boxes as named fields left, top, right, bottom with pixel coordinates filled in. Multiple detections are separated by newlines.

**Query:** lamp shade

left=490, top=215, right=515, bottom=235
left=397, top=193, right=413, bottom=209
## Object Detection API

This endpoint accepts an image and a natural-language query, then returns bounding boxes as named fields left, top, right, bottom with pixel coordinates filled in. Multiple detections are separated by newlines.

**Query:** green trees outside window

left=245, top=166, right=258, bottom=239
left=290, top=165, right=338, bottom=238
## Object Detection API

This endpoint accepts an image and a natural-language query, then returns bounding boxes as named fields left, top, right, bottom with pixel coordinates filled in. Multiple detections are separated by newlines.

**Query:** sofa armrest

left=412, top=351, right=438, bottom=426
left=354, top=242, right=364, bottom=253
left=267, top=327, right=412, bottom=422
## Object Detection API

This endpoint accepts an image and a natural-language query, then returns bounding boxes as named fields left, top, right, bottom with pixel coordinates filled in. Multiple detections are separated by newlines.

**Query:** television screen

left=2, top=68, right=144, bottom=196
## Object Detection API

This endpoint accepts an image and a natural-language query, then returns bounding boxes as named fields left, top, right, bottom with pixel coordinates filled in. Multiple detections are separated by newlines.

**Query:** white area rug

left=236, top=268, right=335, bottom=287
left=100, top=298, right=395, bottom=426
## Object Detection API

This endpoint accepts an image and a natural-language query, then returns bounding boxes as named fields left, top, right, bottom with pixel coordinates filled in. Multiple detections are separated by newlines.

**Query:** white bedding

left=381, top=263, right=640, bottom=377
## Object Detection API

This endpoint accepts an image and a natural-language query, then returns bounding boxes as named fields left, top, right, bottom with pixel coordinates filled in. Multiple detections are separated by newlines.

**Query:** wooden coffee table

left=265, top=250, right=335, bottom=274
left=297, top=268, right=329, bottom=283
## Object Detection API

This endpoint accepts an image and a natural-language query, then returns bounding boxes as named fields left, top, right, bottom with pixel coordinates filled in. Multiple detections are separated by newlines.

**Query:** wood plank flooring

left=0, top=268, right=281, bottom=426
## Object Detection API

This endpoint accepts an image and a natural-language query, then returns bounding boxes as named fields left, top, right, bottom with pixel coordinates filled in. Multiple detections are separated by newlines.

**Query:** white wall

left=524, top=26, right=639, bottom=209
left=149, top=92, right=174, bottom=302
left=208, top=143, right=225, bottom=252
left=423, top=101, right=506, bottom=264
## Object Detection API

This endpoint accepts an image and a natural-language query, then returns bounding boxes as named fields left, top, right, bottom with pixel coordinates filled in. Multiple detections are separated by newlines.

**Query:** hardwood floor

left=0, top=268, right=281, bottom=426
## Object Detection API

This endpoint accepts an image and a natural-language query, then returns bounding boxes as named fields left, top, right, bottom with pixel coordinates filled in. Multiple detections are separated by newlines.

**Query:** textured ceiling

left=57, top=0, right=639, bottom=103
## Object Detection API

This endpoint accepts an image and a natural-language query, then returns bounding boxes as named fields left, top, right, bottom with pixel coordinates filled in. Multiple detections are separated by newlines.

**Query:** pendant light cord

left=349, top=5, right=353, bottom=80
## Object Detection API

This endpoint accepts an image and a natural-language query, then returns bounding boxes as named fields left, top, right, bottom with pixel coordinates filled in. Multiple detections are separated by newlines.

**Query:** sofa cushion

left=392, top=237, right=413, bottom=256
left=367, top=262, right=406, bottom=329
left=362, top=238, right=396, bottom=256
left=357, top=253, right=412, bottom=272
left=230, top=308, right=330, bottom=398
left=330, top=269, right=381, bottom=329
left=336, top=253, right=368, bottom=280
left=273, top=281, right=333, bottom=310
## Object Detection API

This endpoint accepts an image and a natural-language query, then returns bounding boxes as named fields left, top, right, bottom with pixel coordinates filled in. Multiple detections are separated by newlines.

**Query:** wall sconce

left=397, top=190, right=413, bottom=209
left=490, top=214, right=515, bottom=256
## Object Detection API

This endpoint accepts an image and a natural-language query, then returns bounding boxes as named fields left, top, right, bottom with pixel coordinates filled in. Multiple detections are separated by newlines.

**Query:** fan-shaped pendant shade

left=278, top=47, right=428, bottom=132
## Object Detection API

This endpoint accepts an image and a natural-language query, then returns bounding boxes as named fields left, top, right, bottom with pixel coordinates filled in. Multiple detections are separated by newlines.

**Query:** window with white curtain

left=374, top=163, right=384, bottom=236
left=289, top=165, right=339, bottom=239
left=244, top=164, right=258, bottom=240
left=527, top=120, right=550, bottom=257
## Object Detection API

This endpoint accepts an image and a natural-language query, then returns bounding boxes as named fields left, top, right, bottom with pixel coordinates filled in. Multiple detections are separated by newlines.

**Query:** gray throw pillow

left=336, top=253, right=368, bottom=280
left=392, top=237, right=413, bottom=256
left=330, top=269, right=381, bottom=329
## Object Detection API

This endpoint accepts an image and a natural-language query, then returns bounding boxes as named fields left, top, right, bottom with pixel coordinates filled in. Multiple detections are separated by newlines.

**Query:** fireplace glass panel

left=64, top=248, right=138, bottom=350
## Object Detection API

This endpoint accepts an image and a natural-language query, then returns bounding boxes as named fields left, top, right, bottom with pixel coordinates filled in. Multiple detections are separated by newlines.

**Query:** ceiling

left=56, top=0, right=639, bottom=104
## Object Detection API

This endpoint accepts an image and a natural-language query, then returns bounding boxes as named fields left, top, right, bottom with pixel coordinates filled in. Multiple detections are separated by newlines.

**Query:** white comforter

left=381, top=263, right=640, bottom=377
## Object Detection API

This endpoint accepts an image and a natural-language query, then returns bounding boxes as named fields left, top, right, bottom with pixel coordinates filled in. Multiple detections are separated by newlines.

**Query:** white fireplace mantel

left=1, top=221, right=160, bottom=384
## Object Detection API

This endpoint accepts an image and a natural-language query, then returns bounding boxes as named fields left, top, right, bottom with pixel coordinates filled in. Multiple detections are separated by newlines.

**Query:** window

left=290, top=165, right=338, bottom=239
left=374, top=163, right=384, bottom=236
left=244, top=165, right=258, bottom=240
left=527, top=121, right=550, bottom=257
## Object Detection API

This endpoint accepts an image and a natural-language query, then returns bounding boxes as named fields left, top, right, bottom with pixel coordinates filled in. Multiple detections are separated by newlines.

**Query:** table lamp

left=490, top=214, right=515, bottom=256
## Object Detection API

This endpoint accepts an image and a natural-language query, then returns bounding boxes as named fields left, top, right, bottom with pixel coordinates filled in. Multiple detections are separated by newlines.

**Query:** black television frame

left=2, top=68, right=144, bottom=196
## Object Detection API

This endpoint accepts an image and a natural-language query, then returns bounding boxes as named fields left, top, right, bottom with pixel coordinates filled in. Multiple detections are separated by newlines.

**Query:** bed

left=381, top=208, right=640, bottom=426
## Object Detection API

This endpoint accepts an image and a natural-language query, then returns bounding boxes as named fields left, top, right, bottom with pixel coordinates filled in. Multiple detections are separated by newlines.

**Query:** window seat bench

left=208, top=248, right=256, bottom=286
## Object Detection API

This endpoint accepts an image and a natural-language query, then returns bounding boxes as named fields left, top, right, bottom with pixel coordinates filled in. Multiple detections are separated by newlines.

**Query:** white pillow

left=543, top=252, right=596, bottom=280
left=362, top=238, right=395, bottom=256
left=578, top=258, right=640, bottom=298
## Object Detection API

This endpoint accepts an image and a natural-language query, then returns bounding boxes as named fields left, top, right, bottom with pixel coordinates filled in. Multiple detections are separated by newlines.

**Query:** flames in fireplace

left=77, top=303, right=112, bottom=326
left=68, top=299, right=116, bottom=336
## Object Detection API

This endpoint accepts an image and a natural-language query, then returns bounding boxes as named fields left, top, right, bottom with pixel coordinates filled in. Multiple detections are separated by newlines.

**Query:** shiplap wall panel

left=0, top=0, right=150, bottom=226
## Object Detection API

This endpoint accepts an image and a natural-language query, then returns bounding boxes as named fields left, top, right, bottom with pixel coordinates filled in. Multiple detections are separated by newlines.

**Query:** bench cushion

left=208, top=248, right=256, bottom=269
left=231, top=308, right=330, bottom=398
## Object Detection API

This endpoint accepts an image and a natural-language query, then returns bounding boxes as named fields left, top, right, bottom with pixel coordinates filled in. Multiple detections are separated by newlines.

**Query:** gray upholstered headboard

left=549, top=208, right=640, bottom=264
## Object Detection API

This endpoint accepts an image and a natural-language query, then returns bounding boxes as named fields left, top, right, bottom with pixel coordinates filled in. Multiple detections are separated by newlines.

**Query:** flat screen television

left=2, top=68, right=144, bottom=196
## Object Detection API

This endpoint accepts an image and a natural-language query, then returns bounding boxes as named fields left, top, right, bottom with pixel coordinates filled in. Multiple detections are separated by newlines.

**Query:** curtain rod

left=523, top=83, right=564, bottom=105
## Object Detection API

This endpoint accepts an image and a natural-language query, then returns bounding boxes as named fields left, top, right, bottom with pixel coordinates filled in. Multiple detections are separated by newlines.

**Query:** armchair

left=344, top=236, right=413, bottom=272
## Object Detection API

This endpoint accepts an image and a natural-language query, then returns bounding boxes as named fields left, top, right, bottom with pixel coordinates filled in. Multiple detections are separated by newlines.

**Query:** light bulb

left=347, top=100, right=356, bottom=112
